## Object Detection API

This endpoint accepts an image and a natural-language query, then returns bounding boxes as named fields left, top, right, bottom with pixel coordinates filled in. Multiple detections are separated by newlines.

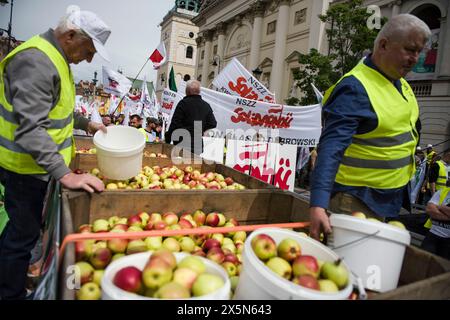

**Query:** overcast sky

left=0, top=0, right=174, bottom=83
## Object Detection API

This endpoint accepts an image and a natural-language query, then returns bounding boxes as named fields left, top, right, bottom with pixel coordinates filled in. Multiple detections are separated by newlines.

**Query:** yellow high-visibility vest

left=323, top=62, right=418, bottom=189
left=425, top=160, right=448, bottom=228
left=0, top=35, right=75, bottom=174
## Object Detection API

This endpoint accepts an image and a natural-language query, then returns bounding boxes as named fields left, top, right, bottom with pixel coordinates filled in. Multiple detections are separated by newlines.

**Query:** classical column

left=390, top=0, right=402, bottom=17
left=308, top=0, right=330, bottom=51
left=438, top=13, right=450, bottom=78
left=195, top=35, right=203, bottom=80
left=270, top=0, right=291, bottom=101
left=249, top=0, right=266, bottom=71
left=216, top=22, right=226, bottom=61
left=201, top=30, right=213, bottom=87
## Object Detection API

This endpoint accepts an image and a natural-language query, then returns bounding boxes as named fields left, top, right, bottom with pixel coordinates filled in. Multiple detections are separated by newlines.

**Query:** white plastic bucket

left=102, top=251, right=231, bottom=300
left=93, top=126, right=145, bottom=180
left=234, top=228, right=353, bottom=300
left=328, top=214, right=411, bottom=293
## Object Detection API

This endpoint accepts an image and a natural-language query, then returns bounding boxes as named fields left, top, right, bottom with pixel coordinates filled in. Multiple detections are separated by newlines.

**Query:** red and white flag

left=149, top=41, right=167, bottom=70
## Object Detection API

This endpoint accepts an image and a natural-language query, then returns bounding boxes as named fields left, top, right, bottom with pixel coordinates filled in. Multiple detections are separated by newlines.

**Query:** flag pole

left=111, top=58, right=150, bottom=117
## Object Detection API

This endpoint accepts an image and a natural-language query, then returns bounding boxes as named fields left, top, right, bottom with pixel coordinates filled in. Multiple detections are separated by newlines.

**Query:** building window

left=189, top=32, right=195, bottom=38
left=184, top=74, right=191, bottom=81
left=186, top=46, right=193, bottom=59
left=213, top=45, right=218, bottom=55
left=294, top=8, right=307, bottom=25
left=201, top=50, right=205, bottom=60
left=267, top=21, right=276, bottom=35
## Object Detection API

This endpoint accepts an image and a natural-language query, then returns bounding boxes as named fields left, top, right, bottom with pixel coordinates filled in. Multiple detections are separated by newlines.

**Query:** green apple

left=145, top=236, right=163, bottom=251
left=320, top=259, right=349, bottom=289
left=266, top=257, right=292, bottom=280
left=77, top=282, right=101, bottom=300
left=154, top=281, right=190, bottom=299
left=318, top=279, right=339, bottom=292
left=126, top=239, right=147, bottom=255
left=92, top=270, right=104, bottom=287
left=277, top=238, right=302, bottom=262
left=388, top=220, right=406, bottom=230
left=192, top=273, right=225, bottom=297
left=179, top=236, right=196, bottom=253
left=251, top=234, right=277, bottom=261
left=177, top=256, right=206, bottom=275
left=162, top=237, right=181, bottom=252
left=142, top=259, right=173, bottom=290
left=173, top=267, right=198, bottom=290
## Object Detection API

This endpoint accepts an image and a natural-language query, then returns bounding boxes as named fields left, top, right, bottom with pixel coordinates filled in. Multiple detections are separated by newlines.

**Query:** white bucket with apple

left=102, top=251, right=231, bottom=300
left=328, top=214, right=410, bottom=293
left=234, top=227, right=353, bottom=300
left=93, top=126, right=146, bottom=180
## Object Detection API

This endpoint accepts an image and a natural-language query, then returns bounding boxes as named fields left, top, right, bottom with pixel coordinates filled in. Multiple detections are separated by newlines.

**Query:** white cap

left=416, top=146, right=422, bottom=151
left=427, top=144, right=433, bottom=148
left=68, top=10, right=111, bottom=61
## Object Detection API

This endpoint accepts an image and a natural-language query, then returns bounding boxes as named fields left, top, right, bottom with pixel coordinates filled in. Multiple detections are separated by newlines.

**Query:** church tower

left=155, top=0, right=200, bottom=99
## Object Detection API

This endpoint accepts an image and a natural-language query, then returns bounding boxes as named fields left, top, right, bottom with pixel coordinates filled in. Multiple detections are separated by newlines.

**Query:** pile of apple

left=74, top=210, right=244, bottom=300
left=88, top=165, right=247, bottom=190
left=76, top=147, right=96, bottom=154
left=251, top=234, right=349, bottom=293
left=143, top=151, right=168, bottom=158
left=113, top=250, right=225, bottom=299
left=351, top=212, right=407, bottom=229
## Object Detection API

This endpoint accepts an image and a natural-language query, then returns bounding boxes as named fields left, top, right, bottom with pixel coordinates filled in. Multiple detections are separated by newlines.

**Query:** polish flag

left=149, top=41, right=167, bottom=70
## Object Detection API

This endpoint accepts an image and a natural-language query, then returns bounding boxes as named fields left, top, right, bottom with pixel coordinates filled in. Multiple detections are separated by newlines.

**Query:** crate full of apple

left=73, top=210, right=244, bottom=299
left=87, top=165, right=246, bottom=190
left=250, top=233, right=349, bottom=293
left=107, top=250, right=229, bottom=299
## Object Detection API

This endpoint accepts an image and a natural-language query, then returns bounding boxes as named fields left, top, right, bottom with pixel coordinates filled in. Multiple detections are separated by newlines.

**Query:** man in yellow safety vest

left=309, top=14, right=431, bottom=241
left=0, top=8, right=110, bottom=299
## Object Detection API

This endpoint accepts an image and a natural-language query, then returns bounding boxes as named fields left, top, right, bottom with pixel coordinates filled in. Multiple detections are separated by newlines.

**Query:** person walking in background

left=308, top=14, right=431, bottom=240
left=165, top=80, right=217, bottom=155
left=0, top=8, right=110, bottom=299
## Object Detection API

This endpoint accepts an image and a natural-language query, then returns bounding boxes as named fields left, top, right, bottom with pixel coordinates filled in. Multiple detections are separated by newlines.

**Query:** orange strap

left=58, top=222, right=310, bottom=263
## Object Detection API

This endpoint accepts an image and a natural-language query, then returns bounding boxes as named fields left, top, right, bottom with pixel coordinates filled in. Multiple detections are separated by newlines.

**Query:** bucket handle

left=329, top=230, right=380, bottom=250
left=351, top=270, right=368, bottom=300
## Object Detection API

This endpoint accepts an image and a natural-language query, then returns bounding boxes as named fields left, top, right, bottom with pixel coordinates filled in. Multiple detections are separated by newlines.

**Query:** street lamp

left=0, top=0, right=14, bottom=55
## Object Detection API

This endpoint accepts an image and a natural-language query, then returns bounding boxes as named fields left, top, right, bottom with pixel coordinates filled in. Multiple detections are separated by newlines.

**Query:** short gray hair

left=186, top=80, right=201, bottom=96
left=374, top=14, right=431, bottom=51
left=55, top=13, right=90, bottom=39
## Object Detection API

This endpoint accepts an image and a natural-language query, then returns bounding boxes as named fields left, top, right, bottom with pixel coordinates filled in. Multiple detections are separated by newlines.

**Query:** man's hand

left=59, top=172, right=105, bottom=193
left=87, top=121, right=107, bottom=135
left=309, top=207, right=332, bottom=241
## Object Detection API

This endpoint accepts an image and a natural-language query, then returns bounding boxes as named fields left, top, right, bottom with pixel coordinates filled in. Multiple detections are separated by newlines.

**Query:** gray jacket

left=2, top=29, right=90, bottom=180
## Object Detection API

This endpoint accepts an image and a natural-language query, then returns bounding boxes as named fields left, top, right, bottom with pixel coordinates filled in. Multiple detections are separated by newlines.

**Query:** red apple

left=202, top=238, right=221, bottom=251
left=89, top=247, right=112, bottom=269
left=293, top=275, right=320, bottom=290
left=193, top=210, right=206, bottom=226
left=113, top=266, right=142, bottom=293
left=224, top=177, right=234, bottom=186
left=224, top=253, right=240, bottom=265
left=205, top=212, right=220, bottom=227
left=153, top=221, right=168, bottom=230
left=75, top=239, right=95, bottom=261
left=78, top=224, right=92, bottom=233
left=206, top=247, right=225, bottom=264
left=149, top=249, right=177, bottom=269
left=107, top=237, right=129, bottom=254
left=179, top=218, right=193, bottom=229
left=127, top=215, right=142, bottom=228
left=292, top=255, right=320, bottom=278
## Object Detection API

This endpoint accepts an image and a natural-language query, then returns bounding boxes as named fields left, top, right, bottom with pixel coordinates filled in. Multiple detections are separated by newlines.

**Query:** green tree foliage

left=287, top=0, right=386, bottom=105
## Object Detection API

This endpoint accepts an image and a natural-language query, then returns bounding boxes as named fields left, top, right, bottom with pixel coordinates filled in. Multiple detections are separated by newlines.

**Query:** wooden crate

left=71, top=143, right=274, bottom=190
left=58, top=189, right=310, bottom=299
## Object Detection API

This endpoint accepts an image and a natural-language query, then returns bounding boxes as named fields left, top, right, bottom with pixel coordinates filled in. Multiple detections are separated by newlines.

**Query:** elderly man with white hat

left=0, top=8, right=111, bottom=299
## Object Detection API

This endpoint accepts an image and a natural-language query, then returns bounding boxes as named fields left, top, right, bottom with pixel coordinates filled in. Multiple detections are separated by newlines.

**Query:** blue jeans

left=0, top=168, right=48, bottom=300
